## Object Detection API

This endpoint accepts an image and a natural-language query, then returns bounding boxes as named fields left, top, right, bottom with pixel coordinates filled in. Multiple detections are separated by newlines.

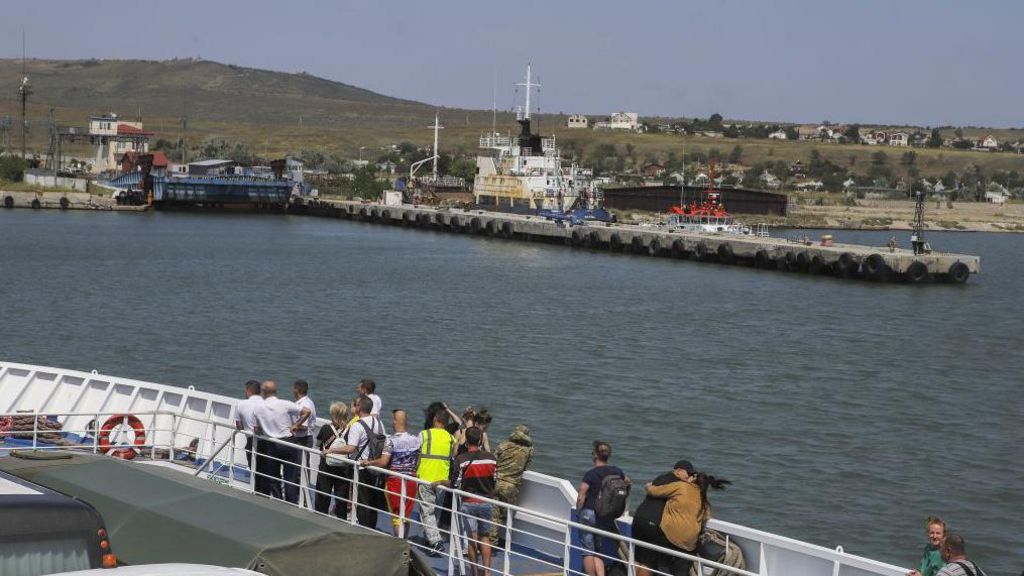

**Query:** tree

left=954, top=127, right=963, bottom=139
left=784, top=126, right=799, bottom=140
left=708, top=113, right=723, bottom=124
left=349, top=166, right=386, bottom=198
left=871, top=150, right=888, bottom=165
left=448, top=157, right=477, bottom=183
left=927, top=128, right=943, bottom=148
left=0, top=155, right=26, bottom=181
left=728, top=145, right=743, bottom=164
left=901, top=151, right=917, bottom=166
left=844, top=124, right=862, bottom=143
left=723, top=124, right=740, bottom=138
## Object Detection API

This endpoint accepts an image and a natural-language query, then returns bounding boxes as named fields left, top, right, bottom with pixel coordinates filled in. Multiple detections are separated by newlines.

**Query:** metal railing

left=0, top=408, right=907, bottom=576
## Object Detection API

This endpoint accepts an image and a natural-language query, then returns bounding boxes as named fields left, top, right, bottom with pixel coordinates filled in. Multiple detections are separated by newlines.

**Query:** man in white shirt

left=235, top=380, right=264, bottom=492
left=324, top=395, right=385, bottom=527
left=255, top=380, right=311, bottom=503
left=357, top=378, right=382, bottom=416
left=292, top=380, right=317, bottom=446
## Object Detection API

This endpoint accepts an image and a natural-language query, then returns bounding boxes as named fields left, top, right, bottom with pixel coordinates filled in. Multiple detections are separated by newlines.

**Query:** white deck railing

left=0, top=362, right=909, bottom=576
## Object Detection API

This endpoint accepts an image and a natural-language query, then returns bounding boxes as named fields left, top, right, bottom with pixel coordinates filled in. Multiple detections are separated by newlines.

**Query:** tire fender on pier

left=609, top=233, right=624, bottom=251
left=717, top=243, right=735, bottom=264
left=31, top=199, right=41, bottom=210
left=3, top=196, right=13, bottom=209
left=381, top=210, right=390, bottom=223
left=631, top=236, right=645, bottom=253
left=586, top=231, right=600, bottom=249
left=370, top=208, right=379, bottom=221
left=946, top=261, right=970, bottom=284
left=648, top=239, right=661, bottom=257
left=754, top=250, right=771, bottom=269
left=571, top=229, right=586, bottom=247
left=905, top=261, right=929, bottom=283
left=59, top=196, right=70, bottom=210
left=359, top=207, right=368, bottom=220
left=471, top=217, right=483, bottom=234
left=695, top=242, right=710, bottom=260
left=863, top=254, right=887, bottom=279
left=837, top=252, right=858, bottom=276
left=486, top=220, right=497, bottom=236
left=435, top=212, right=446, bottom=225
left=501, top=221, right=514, bottom=238
left=796, top=251, right=810, bottom=271
left=808, top=255, right=826, bottom=275
left=783, top=251, right=799, bottom=271
left=449, top=215, right=461, bottom=231
left=671, top=239, right=687, bottom=259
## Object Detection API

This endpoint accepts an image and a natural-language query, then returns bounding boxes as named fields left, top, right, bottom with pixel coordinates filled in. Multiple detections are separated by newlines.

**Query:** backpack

left=691, top=528, right=746, bottom=576
left=594, top=471, right=630, bottom=519
left=357, top=418, right=387, bottom=461
left=954, top=561, right=987, bottom=576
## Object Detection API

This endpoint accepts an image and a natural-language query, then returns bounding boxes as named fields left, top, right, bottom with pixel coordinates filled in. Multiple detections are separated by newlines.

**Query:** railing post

left=248, top=434, right=257, bottom=493
left=32, top=412, right=38, bottom=449
left=502, top=508, right=514, bottom=575
left=447, top=489, right=458, bottom=576
left=229, top=432, right=236, bottom=485
left=398, top=476, right=407, bottom=539
left=562, top=517, right=573, bottom=574
left=349, top=463, right=359, bottom=526
left=92, top=412, right=99, bottom=454
left=627, top=540, right=636, bottom=576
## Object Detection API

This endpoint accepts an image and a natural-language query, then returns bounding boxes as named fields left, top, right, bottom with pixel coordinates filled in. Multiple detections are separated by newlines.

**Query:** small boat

left=667, top=160, right=752, bottom=235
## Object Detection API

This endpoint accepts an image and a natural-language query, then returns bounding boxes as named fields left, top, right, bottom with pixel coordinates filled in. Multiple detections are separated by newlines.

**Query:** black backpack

left=594, top=471, right=630, bottom=519
left=357, top=418, right=387, bottom=461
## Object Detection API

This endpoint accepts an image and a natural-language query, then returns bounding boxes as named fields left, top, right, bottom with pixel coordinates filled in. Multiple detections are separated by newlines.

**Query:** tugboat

left=472, top=64, right=597, bottom=213
left=666, top=159, right=752, bottom=235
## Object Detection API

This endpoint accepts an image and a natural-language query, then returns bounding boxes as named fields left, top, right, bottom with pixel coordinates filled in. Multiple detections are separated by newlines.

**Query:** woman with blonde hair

left=314, top=401, right=351, bottom=519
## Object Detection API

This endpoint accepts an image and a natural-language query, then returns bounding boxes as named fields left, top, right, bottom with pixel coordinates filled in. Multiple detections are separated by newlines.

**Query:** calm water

left=1, top=210, right=1021, bottom=574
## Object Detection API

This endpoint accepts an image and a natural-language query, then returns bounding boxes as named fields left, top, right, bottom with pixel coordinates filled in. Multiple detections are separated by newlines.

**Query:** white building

left=768, top=129, right=788, bottom=140
left=88, top=114, right=150, bottom=173
left=566, top=114, right=588, bottom=129
left=593, top=112, right=641, bottom=131
left=887, top=132, right=909, bottom=147
left=980, top=135, right=998, bottom=150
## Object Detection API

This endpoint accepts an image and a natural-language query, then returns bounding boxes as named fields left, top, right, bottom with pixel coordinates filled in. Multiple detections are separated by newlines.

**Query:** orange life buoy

left=98, top=414, right=147, bottom=460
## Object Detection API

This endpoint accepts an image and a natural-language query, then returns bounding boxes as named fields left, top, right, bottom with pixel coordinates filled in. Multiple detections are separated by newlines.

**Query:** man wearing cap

left=490, top=424, right=534, bottom=544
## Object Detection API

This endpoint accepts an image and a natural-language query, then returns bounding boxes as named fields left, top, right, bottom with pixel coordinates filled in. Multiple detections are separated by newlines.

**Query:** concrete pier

left=0, top=190, right=145, bottom=211
left=297, top=198, right=981, bottom=284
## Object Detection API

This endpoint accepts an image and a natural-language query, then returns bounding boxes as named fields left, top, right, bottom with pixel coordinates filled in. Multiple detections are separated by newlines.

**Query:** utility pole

left=429, top=112, right=444, bottom=179
left=18, top=29, right=32, bottom=159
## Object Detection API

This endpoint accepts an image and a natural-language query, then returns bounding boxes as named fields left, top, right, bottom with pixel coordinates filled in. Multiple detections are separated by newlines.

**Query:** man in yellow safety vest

left=416, top=408, right=455, bottom=556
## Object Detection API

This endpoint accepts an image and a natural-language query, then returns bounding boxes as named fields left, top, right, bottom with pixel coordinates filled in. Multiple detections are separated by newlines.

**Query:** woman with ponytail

left=634, top=460, right=731, bottom=576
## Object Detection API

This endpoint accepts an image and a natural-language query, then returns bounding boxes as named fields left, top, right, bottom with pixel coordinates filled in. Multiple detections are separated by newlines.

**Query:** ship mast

left=429, top=112, right=443, bottom=179
left=515, top=63, right=540, bottom=121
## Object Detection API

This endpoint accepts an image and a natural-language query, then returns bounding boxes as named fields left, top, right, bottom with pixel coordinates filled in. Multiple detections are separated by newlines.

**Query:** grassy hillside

left=2, top=58, right=1023, bottom=189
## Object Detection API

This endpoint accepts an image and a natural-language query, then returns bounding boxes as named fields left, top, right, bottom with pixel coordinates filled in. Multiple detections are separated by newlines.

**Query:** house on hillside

left=985, top=183, right=1010, bottom=204
left=760, top=170, right=781, bottom=189
left=887, top=132, right=909, bottom=147
left=88, top=113, right=152, bottom=173
left=768, top=129, right=788, bottom=140
left=119, top=150, right=169, bottom=175
left=859, top=129, right=879, bottom=145
left=642, top=163, right=665, bottom=178
left=593, top=112, right=641, bottom=131
left=978, top=135, right=998, bottom=150
left=566, top=114, right=589, bottom=129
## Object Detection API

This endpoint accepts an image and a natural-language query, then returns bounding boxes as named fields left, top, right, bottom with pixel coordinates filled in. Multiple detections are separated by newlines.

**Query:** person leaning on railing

left=314, top=401, right=351, bottom=520
left=636, top=460, right=731, bottom=576
left=489, top=424, right=534, bottom=545
left=416, top=407, right=456, bottom=557
left=358, top=408, right=422, bottom=537
left=907, top=516, right=946, bottom=576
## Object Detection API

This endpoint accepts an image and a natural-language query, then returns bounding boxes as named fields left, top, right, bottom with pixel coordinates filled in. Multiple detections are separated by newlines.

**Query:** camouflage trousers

left=489, top=482, right=520, bottom=541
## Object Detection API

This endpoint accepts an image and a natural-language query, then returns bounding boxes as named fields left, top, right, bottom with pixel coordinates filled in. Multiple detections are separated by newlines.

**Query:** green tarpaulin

left=0, top=453, right=430, bottom=576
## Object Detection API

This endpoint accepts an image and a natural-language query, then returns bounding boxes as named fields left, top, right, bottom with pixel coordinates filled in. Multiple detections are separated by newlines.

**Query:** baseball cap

left=673, top=460, right=696, bottom=475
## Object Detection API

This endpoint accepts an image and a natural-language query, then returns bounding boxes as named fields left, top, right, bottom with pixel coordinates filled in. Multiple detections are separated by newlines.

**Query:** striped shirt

left=453, top=448, right=496, bottom=503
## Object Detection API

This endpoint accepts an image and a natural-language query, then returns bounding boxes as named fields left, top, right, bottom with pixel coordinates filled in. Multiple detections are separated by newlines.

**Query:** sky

left=1, top=0, right=1021, bottom=128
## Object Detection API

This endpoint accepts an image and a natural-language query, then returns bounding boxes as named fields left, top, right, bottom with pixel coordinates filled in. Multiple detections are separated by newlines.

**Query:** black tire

left=796, top=252, right=811, bottom=271
left=435, top=212, right=446, bottom=225
left=31, top=199, right=41, bottom=210
left=59, top=196, right=70, bottom=210
left=571, top=229, right=586, bottom=247
left=671, top=239, right=687, bottom=259
left=648, top=239, right=661, bottom=256
left=609, top=233, right=623, bottom=252
left=695, top=242, right=710, bottom=261
left=754, top=250, right=771, bottom=269
left=717, top=243, right=735, bottom=264
left=471, top=217, right=483, bottom=234
left=485, top=220, right=497, bottom=236
left=359, top=207, right=368, bottom=220
left=3, top=196, right=13, bottom=209
left=381, top=210, right=391, bottom=223
left=946, top=262, right=970, bottom=284
left=370, top=208, right=379, bottom=221
left=631, top=236, right=645, bottom=253
left=905, top=261, right=929, bottom=283
left=501, top=221, right=514, bottom=239
left=783, top=251, right=799, bottom=271
left=586, top=231, right=600, bottom=249
left=808, top=255, right=826, bottom=275
left=837, top=252, right=858, bottom=277
left=863, top=254, right=886, bottom=279
left=449, top=215, right=461, bottom=231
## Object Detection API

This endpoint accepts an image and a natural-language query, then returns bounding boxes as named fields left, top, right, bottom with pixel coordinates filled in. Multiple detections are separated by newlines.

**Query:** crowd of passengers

left=234, top=378, right=994, bottom=576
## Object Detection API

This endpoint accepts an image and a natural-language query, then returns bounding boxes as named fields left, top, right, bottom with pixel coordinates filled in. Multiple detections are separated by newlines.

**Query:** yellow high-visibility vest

left=416, top=427, right=454, bottom=482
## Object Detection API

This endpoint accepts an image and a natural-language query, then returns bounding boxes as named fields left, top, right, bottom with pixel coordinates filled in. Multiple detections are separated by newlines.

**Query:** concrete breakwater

left=296, top=198, right=981, bottom=284
left=0, top=190, right=145, bottom=211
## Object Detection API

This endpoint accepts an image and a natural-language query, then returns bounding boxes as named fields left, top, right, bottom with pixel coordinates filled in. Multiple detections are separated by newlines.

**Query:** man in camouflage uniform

left=489, top=424, right=534, bottom=543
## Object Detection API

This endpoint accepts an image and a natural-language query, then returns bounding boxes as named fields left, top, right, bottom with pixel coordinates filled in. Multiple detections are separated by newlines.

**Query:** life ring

left=946, top=262, right=970, bottom=284
left=98, top=414, right=147, bottom=460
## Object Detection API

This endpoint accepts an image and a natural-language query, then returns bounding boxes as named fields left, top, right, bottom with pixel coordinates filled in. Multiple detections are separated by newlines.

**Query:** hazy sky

left=2, top=1, right=1021, bottom=127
